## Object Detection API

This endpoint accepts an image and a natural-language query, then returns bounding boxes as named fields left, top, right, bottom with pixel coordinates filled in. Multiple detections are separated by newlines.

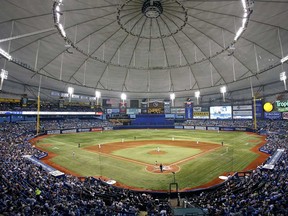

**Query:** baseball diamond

left=34, top=129, right=268, bottom=191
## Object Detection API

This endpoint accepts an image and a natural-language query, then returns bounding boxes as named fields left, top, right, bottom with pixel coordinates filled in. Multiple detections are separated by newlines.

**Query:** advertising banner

left=233, top=105, right=252, bottom=110
left=193, top=111, right=209, bottom=119
left=233, top=110, right=253, bottom=119
left=253, top=99, right=263, bottom=119
left=164, top=102, right=171, bottom=114
left=210, top=106, right=232, bottom=119
left=119, top=102, right=127, bottom=114
left=207, top=126, right=219, bottom=131
left=195, top=126, right=206, bottom=130
left=47, top=130, right=61, bottom=135
left=126, top=108, right=141, bottom=115
left=184, top=125, right=195, bottom=130
left=274, top=100, right=288, bottom=112
left=103, top=127, right=113, bottom=130
left=234, top=127, right=247, bottom=131
left=0, top=98, right=20, bottom=103
left=264, top=112, right=282, bottom=120
left=78, top=128, right=90, bottom=132
left=141, top=102, right=148, bottom=114
left=185, top=102, right=193, bottom=119
left=165, top=114, right=175, bottom=119
left=171, top=108, right=185, bottom=114
left=61, top=129, right=77, bottom=134
left=91, top=128, right=103, bottom=132
left=220, top=127, right=235, bottom=131
left=282, top=112, right=288, bottom=120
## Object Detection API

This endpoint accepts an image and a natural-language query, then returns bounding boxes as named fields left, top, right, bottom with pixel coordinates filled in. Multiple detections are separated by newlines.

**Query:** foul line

left=96, top=146, right=222, bottom=168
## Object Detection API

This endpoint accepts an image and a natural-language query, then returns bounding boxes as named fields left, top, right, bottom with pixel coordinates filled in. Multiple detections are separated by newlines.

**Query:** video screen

left=210, top=106, right=232, bottom=119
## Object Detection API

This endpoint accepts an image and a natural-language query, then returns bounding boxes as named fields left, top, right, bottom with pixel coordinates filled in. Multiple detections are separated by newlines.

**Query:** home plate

left=52, top=147, right=59, bottom=149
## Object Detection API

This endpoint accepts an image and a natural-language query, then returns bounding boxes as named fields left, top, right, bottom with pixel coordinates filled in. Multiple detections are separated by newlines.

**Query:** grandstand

left=1, top=0, right=288, bottom=215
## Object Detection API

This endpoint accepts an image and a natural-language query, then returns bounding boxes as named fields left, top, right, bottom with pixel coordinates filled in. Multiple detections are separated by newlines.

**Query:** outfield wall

left=177, top=125, right=255, bottom=132
left=44, top=125, right=254, bottom=135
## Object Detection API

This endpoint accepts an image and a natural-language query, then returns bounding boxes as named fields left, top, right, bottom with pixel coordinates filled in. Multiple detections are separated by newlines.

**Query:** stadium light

left=195, top=91, right=200, bottom=105
left=67, top=86, right=74, bottom=102
left=0, top=69, right=8, bottom=91
left=281, top=55, right=288, bottom=64
left=280, top=71, right=287, bottom=91
left=170, top=92, right=175, bottom=106
left=95, top=90, right=101, bottom=105
left=0, top=47, right=12, bottom=61
left=121, top=92, right=127, bottom=104
left=220, top=86, right=227, bottom=102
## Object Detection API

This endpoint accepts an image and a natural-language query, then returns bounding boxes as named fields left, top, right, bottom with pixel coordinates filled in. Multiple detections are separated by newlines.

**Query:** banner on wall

left=193, top=111, right=209, bottom=119
left=164, top=102, right=171, bottom=114
left=274, top=100, right=288, bottom=112
left=282, top=112, right=288, bottom=120
left=119, top=102, right=127, bottom=114
left=185, top=101, right=193, bottom=119
left=141, top=102, right=148, bottom=114
left=253, top=99, right=263, bottom=119
left=233, top=110, right=253, bottom=119
left=171, top=108, right=185, bottom=114
left=0, top=98, right=20, bottom=103
left=233, top=105, right=252, bottom=110
left=264, top=112, right=282, bottom=120
left=126, top=108, right=141, bottom=115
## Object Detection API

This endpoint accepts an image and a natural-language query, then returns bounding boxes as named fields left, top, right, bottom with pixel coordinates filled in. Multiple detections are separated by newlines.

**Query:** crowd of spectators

left=41, top=119, right=114, bottom=131
left=0, top=119, right=287, bottom=215
left=0, top=122, right=171, bottom=215
left=186, top=122, right=288, bottom=215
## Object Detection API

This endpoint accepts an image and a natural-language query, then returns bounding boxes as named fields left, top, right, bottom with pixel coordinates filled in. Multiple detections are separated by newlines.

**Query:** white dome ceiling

left=0, top=0, right=287, bottom=102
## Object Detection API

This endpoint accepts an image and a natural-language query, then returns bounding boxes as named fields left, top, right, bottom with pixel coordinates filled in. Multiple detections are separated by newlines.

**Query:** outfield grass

left=37, top=129, right=264, bottom=190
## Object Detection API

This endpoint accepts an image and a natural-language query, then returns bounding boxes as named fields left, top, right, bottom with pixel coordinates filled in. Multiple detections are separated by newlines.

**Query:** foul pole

left=253, top=96, right=257, bottom=130
left=36, top=76, right=42, bottom=135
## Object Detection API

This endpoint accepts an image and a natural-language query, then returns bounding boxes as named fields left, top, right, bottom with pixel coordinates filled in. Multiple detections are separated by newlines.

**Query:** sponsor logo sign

left=193, top=111, right=209, bottom=119
left=103, top=127, right=113, bottom=130
left=233, top=105, right=252, bottom=110
left=220, top=127, right=235, bottom=131
left=78, top=128, right=90, bottom=132
left=275, top=100, right=288, bottom=112
left=207, top=126, right=219, bottom=131
left=235, top=127, right=247, bottom=131
left=184, top=126, right=195, bottom=130
left=47, top=130, right=61, bottom=135
left=193, top=107, right=202, bottom=112
left=61, top=129, right=77, bottom=134
left=282, top=112, right=288, bottom=120
left=91, top=128, right=103, bottom=132
left=264, top=112, right=282, bottom=119
left=195, top=126, right=206, bottom=130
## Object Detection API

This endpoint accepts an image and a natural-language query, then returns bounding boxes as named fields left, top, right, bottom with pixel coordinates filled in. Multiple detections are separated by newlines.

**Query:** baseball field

left=34, top=129, right=268, bottom=191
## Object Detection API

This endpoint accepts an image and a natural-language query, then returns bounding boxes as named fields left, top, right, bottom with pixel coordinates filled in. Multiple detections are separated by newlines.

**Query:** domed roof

left=0, top=0, right=287, bottom=102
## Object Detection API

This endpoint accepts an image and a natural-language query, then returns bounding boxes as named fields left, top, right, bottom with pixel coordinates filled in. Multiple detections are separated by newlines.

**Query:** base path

left=84, top=140, right=220, bottom=174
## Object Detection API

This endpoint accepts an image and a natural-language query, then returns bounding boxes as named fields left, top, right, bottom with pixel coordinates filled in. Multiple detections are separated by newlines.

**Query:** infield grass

left=36, top=129, right=265, bottom=190
left=112, top=144, right=202, bottom=164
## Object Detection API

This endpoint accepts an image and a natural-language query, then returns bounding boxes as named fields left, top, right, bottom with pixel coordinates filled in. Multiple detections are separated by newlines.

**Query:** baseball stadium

left=0, top=0, right=288, bottom=215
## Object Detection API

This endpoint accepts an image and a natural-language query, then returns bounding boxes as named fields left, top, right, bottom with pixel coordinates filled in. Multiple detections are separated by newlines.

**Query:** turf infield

left=35, top=129, right=267, bottom=191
